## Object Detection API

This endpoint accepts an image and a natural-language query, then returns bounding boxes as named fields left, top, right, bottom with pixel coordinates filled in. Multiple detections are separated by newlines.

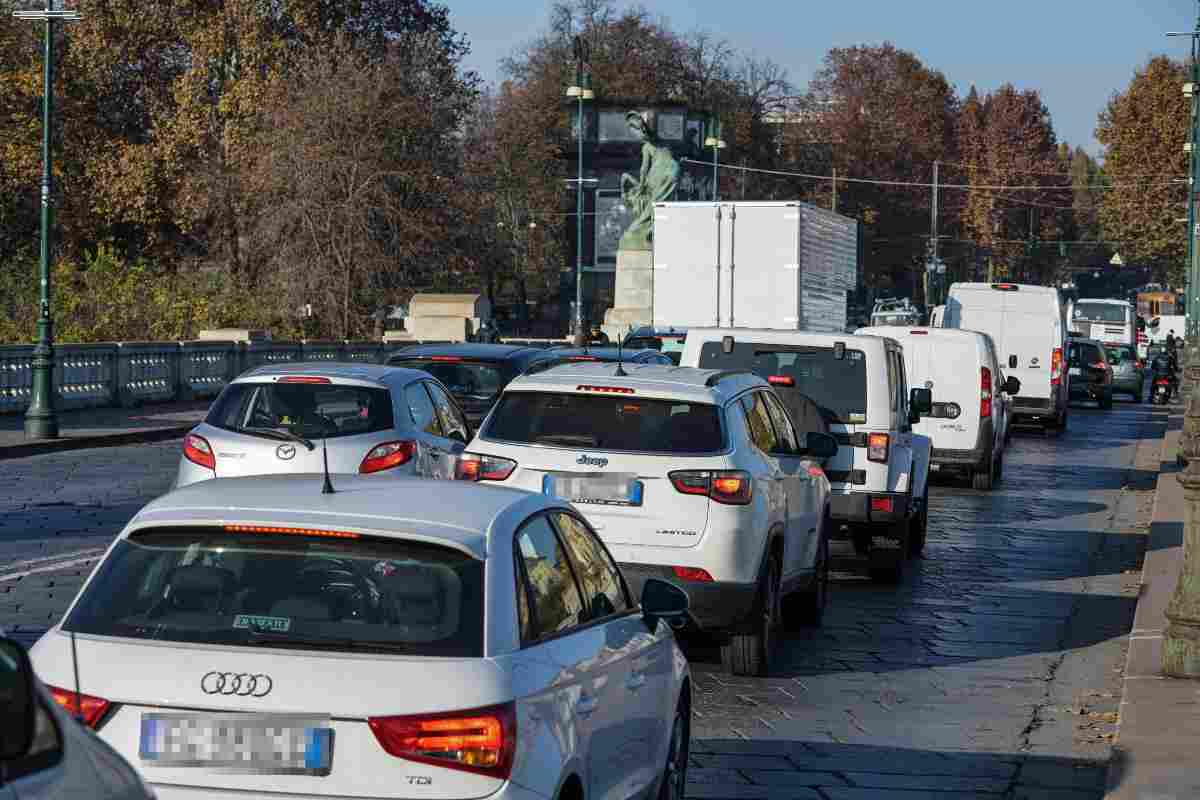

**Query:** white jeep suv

left=456, top=362, right=837, bottom=676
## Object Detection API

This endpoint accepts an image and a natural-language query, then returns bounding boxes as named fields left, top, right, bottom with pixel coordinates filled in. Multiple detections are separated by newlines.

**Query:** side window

left=896, top=352, right=909, bottom=413
left=740, top=393, right=779, bottom=453
left=514, top=553, right=533, bottom=642
left=426, top=382, right=469, bottom=441
left=513, top=515, right=585, bottom=640
left=552, top=512, right=630, bottom=620
left=886, top=352, right=899, bottom=412
left=762, top=392, right=799, bottom=453
left=405, top=382, right=442, bottom=436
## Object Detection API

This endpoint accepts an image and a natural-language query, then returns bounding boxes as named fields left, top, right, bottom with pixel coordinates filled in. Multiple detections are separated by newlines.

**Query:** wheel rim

left=663, top=711, right=688, bottom=800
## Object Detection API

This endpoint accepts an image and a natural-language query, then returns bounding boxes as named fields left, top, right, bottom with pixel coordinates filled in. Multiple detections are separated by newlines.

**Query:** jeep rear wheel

left=722, top=553, right=779, bottom=676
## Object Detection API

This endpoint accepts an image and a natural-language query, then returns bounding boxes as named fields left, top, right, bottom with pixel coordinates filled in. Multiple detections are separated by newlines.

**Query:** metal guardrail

left=0, top=339, right=465, bottom=415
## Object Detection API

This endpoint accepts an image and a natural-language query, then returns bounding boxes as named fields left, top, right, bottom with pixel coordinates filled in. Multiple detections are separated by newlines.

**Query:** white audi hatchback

left=29, top=476, right=692, bottom=800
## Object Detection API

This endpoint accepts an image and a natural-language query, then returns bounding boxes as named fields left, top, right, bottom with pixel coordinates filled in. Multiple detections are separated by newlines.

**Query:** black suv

left=1066, top=336, right=1114, bottom=409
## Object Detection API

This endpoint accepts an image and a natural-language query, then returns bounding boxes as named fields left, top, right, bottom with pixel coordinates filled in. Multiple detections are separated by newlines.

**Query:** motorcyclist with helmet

left=1151, top=332, right=1181, bottom=403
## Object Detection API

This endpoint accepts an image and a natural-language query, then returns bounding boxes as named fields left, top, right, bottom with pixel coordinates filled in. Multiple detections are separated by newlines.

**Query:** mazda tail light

left=369, top=702, right=516, bottom=779
left=867, top=433, right=889, bottom=463
left=359, top=441, right=416, bottom=474
left=48, top=684, right=110, bottom=728
left=980, top=366, right=992, bottom=419
left=455, top=452, right=517, bottom=482
left=183, top=433, right=215, bottom=471
left=1050, top=347, right=1064, bottom=385
left=669, top=470, right=753, bottom=505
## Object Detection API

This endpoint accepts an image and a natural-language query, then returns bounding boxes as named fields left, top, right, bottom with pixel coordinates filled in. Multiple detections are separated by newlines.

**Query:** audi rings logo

left=201, top=671, right=274, bottom=697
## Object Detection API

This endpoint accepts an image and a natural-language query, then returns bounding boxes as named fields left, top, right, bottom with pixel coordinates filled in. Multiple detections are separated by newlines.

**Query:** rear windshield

left=484, top=392, right=725, bottom=453
left=207, top=382, right=394, bottom=439
left=1105, top=345, right=1136, bottom=364
left=698, top=342, right=867, bottom=424
left=395, top=359, right=505, bottom=402
left=63, top=527, right=483, bottom=657
left=1074, top=303, right=1127, bottom=324
left=1068, top=342, right=1104, bottom=366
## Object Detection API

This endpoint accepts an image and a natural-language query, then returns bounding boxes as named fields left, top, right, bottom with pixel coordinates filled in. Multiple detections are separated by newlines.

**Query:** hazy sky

left=450, top=0, right=1197, bottom=156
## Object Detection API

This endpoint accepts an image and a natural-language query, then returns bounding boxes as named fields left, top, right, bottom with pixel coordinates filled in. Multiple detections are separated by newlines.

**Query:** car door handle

left=428, top=448, right=447, bottom=457
left=576, top=696, right=599, bottom=717
left=626, top=672, right=646, bottom=691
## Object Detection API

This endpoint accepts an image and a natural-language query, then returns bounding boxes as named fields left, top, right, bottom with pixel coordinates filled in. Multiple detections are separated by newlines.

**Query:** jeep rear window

left=697, top=342, right=867, bottom=424
left=483, top=393, right=725, bottom=453
left=63, top=528, right=483, bottom=657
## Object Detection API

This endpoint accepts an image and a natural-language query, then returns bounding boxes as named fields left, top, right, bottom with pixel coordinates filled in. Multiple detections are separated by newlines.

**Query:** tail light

left=183, top=433, right=215, bottom=471
left=669, top=470, right=753, bottom=505
left=980, top=366, right=992, bottom=419
left=277, top=376, right=332, bottom=384
left=48, top=685, right=110, bottom=728
left=870, top=497, right=894, bottom=514
left=1157, top=377, right=1172, bottom=385
left=1137, top=360, right=1145, bottom=370
left=455, top=452, right=517, bottom=482
left=867, top=433, right=889, bottom=463
left=369, top=702, right=516, bottom=779
left=672, top=566, right=714, bottom=582
left=767, top=375, right=795, bottom=386
left=1050, top=347, right=1064, bottom=385
left=360, top=441, right=416, bottom=474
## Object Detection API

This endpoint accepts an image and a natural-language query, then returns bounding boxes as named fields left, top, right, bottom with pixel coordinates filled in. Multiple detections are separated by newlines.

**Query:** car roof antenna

left=614, top=325, right=628, bottom=376
left=321, top=424, right=335, bottom=494
left=70, top=628, right=83, bottom=722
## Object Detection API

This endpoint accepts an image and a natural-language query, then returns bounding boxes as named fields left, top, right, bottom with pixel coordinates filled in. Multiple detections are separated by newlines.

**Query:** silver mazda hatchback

left=175, top=363, right=472, bottom=488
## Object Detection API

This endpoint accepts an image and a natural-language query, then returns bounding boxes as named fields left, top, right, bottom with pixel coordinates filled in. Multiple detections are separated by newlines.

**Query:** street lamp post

left=13, top=0, right=78, bottom=440
left=566, top=37, right=594, bottom=347
left=705, top=119, right=726, bottom=202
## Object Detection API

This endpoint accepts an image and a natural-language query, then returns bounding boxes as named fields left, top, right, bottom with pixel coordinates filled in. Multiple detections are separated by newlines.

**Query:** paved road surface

left=0, top=400, right=1166, bottom=799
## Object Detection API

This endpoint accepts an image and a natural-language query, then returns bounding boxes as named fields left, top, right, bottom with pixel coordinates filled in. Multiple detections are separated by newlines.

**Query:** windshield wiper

left=241, top=427, right=315, bottom=450
left=244, top=631, right=413, bottom=653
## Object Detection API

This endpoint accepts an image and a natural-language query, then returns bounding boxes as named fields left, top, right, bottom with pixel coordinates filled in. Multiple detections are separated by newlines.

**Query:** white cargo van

left=681, top=328, right=932, bottom=583
left=856, top=327, right=1019, bottom=489
left=944, top=282, right=1069, bottom=434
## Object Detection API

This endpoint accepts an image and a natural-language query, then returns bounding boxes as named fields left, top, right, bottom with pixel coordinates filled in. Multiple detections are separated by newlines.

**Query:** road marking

left=0, top=548, right=105, bottom=582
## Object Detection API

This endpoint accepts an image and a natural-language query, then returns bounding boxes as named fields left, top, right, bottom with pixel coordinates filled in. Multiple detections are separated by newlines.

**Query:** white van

left=681, top=328, right=932, bottom=583
left=944, top=282, right=1069, bottom=435
left=856, top=327, right=1019, bottom=489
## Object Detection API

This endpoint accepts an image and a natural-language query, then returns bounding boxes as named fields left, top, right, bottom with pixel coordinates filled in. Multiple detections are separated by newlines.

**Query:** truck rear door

left=652, top=204, right=720, bottom=328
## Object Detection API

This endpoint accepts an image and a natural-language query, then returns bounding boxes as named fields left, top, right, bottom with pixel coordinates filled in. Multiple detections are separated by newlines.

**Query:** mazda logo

left=200, top=671, right=273, bottom=697
left=276, top=444, right=296, bottom=461
left=577, top=454, right=608, bottom=468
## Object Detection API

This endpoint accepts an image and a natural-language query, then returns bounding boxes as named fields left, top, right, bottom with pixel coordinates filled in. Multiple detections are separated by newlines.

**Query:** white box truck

left=651, top=201, right=858, bottom=332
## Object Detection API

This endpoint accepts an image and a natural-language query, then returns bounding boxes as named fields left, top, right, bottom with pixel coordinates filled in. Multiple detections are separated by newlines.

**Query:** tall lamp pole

left=13, top=0, right=78, bottom=440
left=705, top=118, right=726, bottom=202
left=566, top=36, right=594, bottom=347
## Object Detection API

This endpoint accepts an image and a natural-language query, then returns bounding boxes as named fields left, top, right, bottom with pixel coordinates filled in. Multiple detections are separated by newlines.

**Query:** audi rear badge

left=201, top=671, right=273, bottom=697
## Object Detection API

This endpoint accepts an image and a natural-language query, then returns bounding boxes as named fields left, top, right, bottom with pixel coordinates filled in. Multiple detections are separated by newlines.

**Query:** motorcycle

left=1153, top=376, right=1174, bottom=405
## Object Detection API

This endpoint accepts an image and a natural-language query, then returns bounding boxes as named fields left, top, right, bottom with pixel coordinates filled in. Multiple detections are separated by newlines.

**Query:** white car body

left=29, top=477, right=689, bottom=800
left=855, top=327, right=1013, bottom=489
left=1146, top=314, right=1186, bottom=345
left=945, top=282, right=1070, bottom=432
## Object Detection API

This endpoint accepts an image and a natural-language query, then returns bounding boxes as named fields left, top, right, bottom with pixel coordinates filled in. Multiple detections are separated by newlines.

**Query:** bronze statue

left=619, top=111, right=680, bottom=251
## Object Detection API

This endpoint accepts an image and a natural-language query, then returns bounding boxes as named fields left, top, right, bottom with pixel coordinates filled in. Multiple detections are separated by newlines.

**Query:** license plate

left=139, top=713, right=332, bottom=775
left=1068, top=367, right=1081, bottom=376
left=543, top=473, right=643, bottom=506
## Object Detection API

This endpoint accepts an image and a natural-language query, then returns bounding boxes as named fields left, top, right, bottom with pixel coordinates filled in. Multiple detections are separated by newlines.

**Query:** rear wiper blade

left=241, top=427, right=315, bottom=450
left=245, top=631, right=412, bottom=653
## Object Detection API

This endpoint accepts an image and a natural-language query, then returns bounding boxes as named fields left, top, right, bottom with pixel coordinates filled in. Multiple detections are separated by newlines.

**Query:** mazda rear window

left=63, top=528, right=483, bottom=657
left=484, top=393, right=725, bottom=453
left=393, top=360, right=506, bottom=403
left=698, top=342, right=867, bottom=424
left=207, top=383, right=394, bottom=439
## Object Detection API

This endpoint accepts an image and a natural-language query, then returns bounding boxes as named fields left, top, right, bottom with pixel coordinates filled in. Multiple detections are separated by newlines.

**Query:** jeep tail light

left=48, top=685, right=110, bottom=728
left=980, top=366, right=992, bottom=419
left=455, top=452, right=516, bottom=482
left=669, top=470, right=753, bottom=505
left=183, top=433, right=215, bottom=471
left=360, top=441, right=416, bottom=474
left=672, top=566, right=713, bottom=582
left=867, top=433, right=889, bottom=463
left=1050, top=347, right=1064, bottom=385
left=870, top=497, right=894, bottom=514
left=369, top=701, right=516, bottom=779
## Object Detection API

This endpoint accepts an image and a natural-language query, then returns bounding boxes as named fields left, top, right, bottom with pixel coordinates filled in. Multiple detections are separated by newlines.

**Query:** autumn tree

left=1096, top=56, right=1189, bottom=285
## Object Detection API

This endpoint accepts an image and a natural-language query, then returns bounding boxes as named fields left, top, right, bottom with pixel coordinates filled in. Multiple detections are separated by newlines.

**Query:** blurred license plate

left=140, top=713, right=332, bottom=775
left=544, top=473, right=643, bottom=506
left=1068, top=367, right=1081, bottom=376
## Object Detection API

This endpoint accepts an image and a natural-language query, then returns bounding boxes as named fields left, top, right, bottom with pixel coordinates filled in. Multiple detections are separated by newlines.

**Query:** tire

left=783, top=521, right=829, bottom=629
left=721, top=553, right=778, bottom=676
left=972, top=458, right=994, bottom=491
left=1099, top=392, right=1113, bottom=410
left=908, top=491, right=928, bottom=557
left=868, top=522, right=907, bottom=584
left=656, top=695, right=690, bottom=800
left=1134, top=383, right=1143, bottom=404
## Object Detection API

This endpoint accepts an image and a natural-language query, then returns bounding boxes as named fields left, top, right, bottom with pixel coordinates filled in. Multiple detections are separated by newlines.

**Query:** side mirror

left=909, top=387, right=933, bottom=416
left=448, top=430, right=467, bottom=445
left=801, top=431, right=838, bottom=460
left=0, top=636, right=37, bottom=760
left=1003, top=376, right=1021, bottom=395
left=640, top=578, right=690, bottom=629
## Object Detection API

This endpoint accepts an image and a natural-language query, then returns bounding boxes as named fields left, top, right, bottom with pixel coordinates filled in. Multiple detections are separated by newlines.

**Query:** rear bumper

left=618, top=563, right=757, bottom=633
left=1069, top=381, right=1111, bottom=399
left=829, top=491, right=910, bottom=525
left=1111, top=376, right=1142, bottom=393
left=930, top=419, right=993, bottom=471
left=1013, top=391, right=1060, bottom=418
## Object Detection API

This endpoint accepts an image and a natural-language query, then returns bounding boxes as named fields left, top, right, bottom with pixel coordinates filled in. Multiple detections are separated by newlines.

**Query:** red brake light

left=910, top=330, right=928, bottom=335
left=225, top=524, right=359, bottom=538
left=430, top=356, right=463, bottom=362
left=991, top=283, right=1019, bottom=291
left=867, top=433, right=889, bottom=463
left=980, top=366, right=993, bottom=419
left=669, top=470, right=753, bottom=504
left=870, top=497, right=894, bottom=514
left=1090, top=361, right=1107, bottom=370
left=277, top=376, right=332, bottom=384
left=183, top=433, right=215, bottom=471
left=455, top=452, right=517, bottom=482
left=1050, top=347, right=1064, bottom=385
left=48, top=684, right=110, bottom=728
left=672, top=566, right=714, bottom=582
left=369, top=702, right=516, bottom=779
left=576, top=385, right=635, bottom=394
left=566, top=356, right=599, bottom=361
left=359, top=441, right=416, bottom=474
left=767, top=375, right=795, bottom=386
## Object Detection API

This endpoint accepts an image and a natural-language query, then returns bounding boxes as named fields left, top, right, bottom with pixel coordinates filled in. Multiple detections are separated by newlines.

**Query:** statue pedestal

left=603, top=249, right=654, bottom=341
